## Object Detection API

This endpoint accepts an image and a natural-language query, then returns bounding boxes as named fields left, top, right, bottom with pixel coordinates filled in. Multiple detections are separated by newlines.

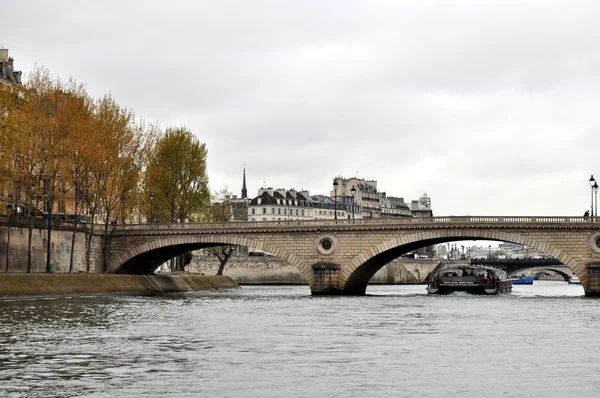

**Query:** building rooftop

left=0, top=49, right=22, bottom=85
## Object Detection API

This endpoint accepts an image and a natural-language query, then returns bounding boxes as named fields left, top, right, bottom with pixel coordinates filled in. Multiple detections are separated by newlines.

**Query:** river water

left=0, top=281, right=598, bottom=398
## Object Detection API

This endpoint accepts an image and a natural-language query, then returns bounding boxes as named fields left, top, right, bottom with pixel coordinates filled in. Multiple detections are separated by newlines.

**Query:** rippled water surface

left=0, top=281, right=598, bottom=398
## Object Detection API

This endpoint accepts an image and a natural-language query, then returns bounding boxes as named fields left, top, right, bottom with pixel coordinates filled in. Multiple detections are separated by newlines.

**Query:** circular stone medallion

left=588, top=232, right=600, bottom=255
left=315, top=234, right=339, bottom=256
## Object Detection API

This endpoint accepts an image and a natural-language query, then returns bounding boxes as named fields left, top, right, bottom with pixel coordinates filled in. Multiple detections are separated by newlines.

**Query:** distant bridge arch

left=509, top=267, right=572, bottom=282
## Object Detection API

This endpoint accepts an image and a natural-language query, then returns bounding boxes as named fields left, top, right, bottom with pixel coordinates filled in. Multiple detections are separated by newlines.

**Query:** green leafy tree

left=143, top=126, right=210, bottom=271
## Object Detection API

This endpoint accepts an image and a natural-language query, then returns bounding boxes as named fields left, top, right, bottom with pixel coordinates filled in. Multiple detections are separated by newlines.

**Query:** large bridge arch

left=343, top=229, right=582, bottom=294
left=109, top=235, right=311, bottom=282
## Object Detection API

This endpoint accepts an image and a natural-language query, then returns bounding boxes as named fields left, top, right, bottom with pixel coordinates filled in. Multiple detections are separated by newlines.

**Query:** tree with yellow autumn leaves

left=0, top=66, right=211, bottom=273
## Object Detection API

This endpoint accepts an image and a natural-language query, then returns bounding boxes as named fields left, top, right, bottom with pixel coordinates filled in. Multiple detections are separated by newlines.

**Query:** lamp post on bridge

left=333, top=179, right=338, bottom=221
left=488, top=244, right=491, bottom=260
left=594, top=181, right=599, bottom=221
left=351, top=185, right=356, bottom=221
left=589, top=175, right=596, bottom=218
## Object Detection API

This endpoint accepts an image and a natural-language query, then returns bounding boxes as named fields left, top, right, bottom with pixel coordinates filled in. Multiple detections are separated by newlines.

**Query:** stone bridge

left=107, top=216, right=600, bottom=296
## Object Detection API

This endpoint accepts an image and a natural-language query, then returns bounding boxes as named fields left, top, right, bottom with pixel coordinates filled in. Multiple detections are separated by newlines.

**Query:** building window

left=302, top=210, right=305, bottom=216
left=296, top=209, right=299, bottom=216
left=251, top=209, right=255, bottom=215
left=58, top=200, right=65, bottom=213
left=263, top=208, right=266, bottom=214
left=272, top=208, right=275, bottom=214
left=278, top=208, right=281, bottom=215
left=284, top=209, right=287, bottom=215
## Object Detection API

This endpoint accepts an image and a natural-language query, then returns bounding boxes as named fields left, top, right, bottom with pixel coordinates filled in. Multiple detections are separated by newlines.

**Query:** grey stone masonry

left=105, top=216, right=600, bottom=295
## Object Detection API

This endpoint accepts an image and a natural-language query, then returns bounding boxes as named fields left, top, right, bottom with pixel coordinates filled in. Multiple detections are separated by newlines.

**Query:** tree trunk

left=68, top=219, right=78, bottom=273
left=86, top=218, right=95, bottom=273
left=102, top=220, right=110, bottom=273
left=215, top=246, right=234, bottom=275
left=27, top=213, right=34, bottom=273
left=4, top=214, right=12, bottom=272
left=216, top=259, right=227, bottom=275
left=46, top=213, right=52, bottom=273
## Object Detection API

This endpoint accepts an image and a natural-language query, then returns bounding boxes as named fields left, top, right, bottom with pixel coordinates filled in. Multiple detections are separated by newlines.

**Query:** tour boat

left=510, top=276, right=534, bottom=285
left=426, top=266, right=512, bottom=295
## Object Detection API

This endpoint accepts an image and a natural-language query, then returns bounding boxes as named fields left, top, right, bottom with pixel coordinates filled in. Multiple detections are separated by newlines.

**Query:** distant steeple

left=241, top=165, right=247, bottom=199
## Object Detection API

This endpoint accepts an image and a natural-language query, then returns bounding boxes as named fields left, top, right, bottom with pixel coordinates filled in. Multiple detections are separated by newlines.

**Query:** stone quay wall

left=0, top=222, right=104, bottom=273
left=189, top=254, right=444, bottom=285
left=0, top=273, right=238, bottom=299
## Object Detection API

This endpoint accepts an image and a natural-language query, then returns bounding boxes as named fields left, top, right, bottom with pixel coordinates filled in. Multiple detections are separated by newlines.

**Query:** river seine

left=1, top=281, right=598, bottom=398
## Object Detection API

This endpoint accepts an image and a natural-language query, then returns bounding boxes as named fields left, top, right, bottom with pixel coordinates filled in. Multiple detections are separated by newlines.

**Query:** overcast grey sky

left=3, top=0, right=600, bottom=216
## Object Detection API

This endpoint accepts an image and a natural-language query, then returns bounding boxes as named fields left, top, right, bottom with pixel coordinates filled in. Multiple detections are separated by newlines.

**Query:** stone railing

left=112, top=215, right=598, bottom=232
left=3, top=215, right=597, bottom=233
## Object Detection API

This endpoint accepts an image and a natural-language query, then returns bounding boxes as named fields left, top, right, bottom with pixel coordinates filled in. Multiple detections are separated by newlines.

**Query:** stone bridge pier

left=108, top=217, right=600, bottom=296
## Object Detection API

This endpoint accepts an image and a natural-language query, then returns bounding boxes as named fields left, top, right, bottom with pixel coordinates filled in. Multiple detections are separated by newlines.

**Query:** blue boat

left=511, top=276, right=534, bottom=285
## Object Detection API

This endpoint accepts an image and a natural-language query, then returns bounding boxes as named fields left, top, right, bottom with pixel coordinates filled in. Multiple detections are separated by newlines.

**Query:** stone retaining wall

left=189, top=255, right=446, bottom=284
left=0, top=274, right=238, bottom=299
left=0, top=224, right=103, bottom=273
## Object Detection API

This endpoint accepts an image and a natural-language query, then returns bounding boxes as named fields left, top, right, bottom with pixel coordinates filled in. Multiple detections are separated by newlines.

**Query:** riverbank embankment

left=0, top=273, right=238, bottom=299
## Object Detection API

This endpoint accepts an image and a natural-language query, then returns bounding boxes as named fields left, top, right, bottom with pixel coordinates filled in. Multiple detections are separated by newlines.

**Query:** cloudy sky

left=3, top=0, right=600, bottom=217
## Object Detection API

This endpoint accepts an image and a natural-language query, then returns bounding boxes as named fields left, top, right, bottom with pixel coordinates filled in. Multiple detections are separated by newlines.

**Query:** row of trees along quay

left=0, top=66, right=231, bottom=274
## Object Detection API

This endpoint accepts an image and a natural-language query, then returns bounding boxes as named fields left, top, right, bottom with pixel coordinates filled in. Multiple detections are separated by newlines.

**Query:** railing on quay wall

left=0, top=214, right=91, bottom=231
left=1, top=214, right=598, bottom=233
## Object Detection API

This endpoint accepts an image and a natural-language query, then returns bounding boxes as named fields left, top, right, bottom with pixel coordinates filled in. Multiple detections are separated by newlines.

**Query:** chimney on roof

left=8, top=57, right=13, bottom=68
left=0, top=49, right=8, bottom=63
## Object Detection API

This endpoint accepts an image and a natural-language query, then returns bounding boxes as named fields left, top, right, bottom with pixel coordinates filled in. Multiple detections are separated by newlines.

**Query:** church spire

left=241, top=165, right=247, bottom=199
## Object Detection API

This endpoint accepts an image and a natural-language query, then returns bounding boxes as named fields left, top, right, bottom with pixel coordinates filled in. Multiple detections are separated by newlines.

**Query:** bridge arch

left=108, top=235, right=311, bottom=282
left=343, top=229, right=582, bottom=294
left=509, top=267, right=572, bottom=282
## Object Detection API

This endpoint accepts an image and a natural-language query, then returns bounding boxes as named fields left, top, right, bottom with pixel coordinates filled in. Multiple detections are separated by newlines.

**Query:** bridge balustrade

left=114, top=215, right=596, bottom=231
left=1, top=214, right=596, bottom=232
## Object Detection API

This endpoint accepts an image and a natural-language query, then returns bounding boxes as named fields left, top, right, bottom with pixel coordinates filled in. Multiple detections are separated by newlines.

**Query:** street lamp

left=351, top=185, right=356, bottom=221
left=333, top=179, right=338, bottom=221
left=488, top=244, right=491, bottom=260
left=590, top=175, right=596, bottom=217
left=594, top=181, right=599, bottom=221
left=149, top=192, right=154, bottom=223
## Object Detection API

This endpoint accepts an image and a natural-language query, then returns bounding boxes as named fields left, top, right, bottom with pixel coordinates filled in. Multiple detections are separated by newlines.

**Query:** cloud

left=3, top=0, right=600, bottom=218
